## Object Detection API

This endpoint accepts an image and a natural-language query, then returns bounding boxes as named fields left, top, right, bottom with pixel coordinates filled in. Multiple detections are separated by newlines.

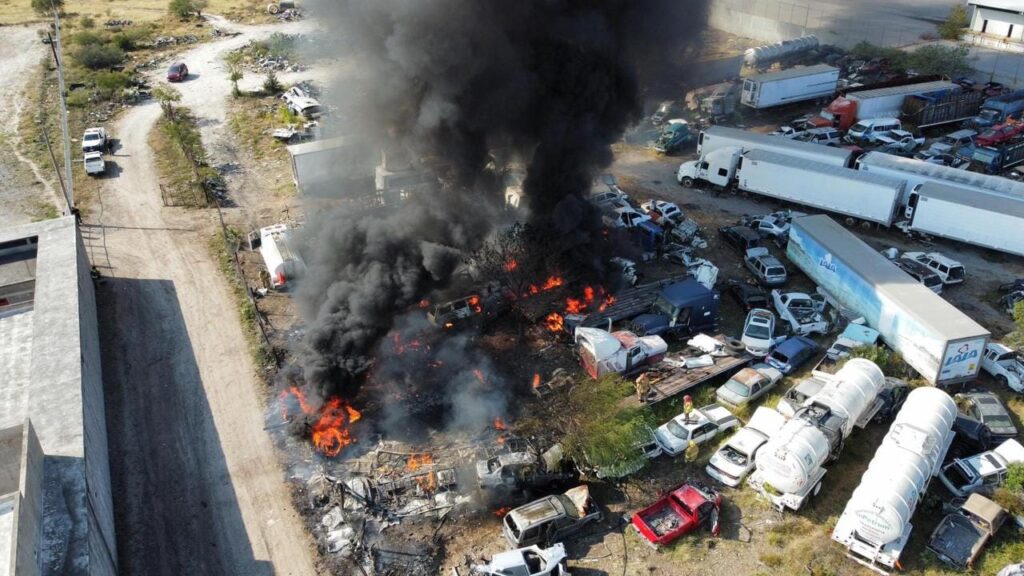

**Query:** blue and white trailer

left=786, top=215, right=989, bottom=387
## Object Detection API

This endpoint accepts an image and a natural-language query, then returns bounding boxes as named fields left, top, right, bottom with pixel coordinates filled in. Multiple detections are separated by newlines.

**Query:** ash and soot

left=282, top=0, right=709, bottom=453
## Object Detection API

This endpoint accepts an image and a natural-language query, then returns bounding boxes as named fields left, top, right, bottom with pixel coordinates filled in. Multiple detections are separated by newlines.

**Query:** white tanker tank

left=744, top=36, right=819, bottom=68
left=832, top=387, right=957, bottom=574
left=748, top=359, right=885, bottom=511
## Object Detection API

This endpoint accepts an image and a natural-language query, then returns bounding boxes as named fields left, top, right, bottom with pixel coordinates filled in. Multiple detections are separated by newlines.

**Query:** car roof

left=509, top=496, right=565, bottom=526
left=776, top=336, right=815, bottom=353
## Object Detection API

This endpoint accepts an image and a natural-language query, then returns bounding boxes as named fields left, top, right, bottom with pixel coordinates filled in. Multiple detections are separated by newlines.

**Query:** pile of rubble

left=149, top=35, right=200, bottom=48
left=275, top=8, right=303, bottom=21
left=104, top=19, right=132, bottom=28
left=247, top=56, right=304, bottom=73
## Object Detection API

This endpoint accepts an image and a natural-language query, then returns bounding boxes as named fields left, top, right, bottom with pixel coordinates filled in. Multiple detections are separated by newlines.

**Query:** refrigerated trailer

left=904, top=182, right=1024, bottom=258
left=740, top=64, right=839, bottom=109
left=787, top=215, right=989, bottom=387
left=855, top=151, right=1024, bottom=204
left=736, top=150, right=904, bottom=225
left=696, top=126, right=855, bottom=166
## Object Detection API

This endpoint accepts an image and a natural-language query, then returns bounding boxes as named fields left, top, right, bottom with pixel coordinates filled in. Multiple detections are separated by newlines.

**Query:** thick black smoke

left=294, top=0, right=709, bottom=416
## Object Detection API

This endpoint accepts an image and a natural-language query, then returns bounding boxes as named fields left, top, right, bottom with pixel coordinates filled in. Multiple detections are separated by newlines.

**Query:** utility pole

left=50, top=7, right=75, bottom=213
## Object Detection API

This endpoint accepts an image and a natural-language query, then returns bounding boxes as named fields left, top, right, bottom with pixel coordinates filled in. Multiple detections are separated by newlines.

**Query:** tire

left=724, top=338, right=745, bottom=355
left=681, top=177, right=695, bottom=188
left=267, top=3, right=280, bottom=13
left=812, top=482, right=822, bottom=497
left=998, top=375, right=1009, bottom=389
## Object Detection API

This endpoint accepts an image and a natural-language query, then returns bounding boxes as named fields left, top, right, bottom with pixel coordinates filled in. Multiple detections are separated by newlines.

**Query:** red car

left=631, top=481, right=721, bottom=547
left=167, top=62, right=189, bottom=82
left=975, top=122, right=1023, bottom=147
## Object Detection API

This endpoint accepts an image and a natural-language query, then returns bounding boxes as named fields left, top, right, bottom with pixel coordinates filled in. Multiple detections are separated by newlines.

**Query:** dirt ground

left=86, top=18, right=321, bottom=576
left=0, top=24, right=62, bottom=226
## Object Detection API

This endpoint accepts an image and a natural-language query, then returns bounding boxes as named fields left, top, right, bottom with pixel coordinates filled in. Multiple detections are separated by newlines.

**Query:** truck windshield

left=850, top=122, right=868, bottom=134
left=652, top=295, right=676, bottom=318
left=979, top=109, right=999, bottom=121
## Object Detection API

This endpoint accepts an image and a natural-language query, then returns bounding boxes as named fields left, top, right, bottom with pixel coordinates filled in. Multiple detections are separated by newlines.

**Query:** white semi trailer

left=740, top=64, right=840, bottom=109
left=904, top=182, right=1024, bottom=258
left=787, top=215, right=989, bottom=387
left=855, top=150, right=1024, bottom=204
left=832, top=387, right=957, bottom=574
left=736, top=150, right=905, bottom=225
left=747, top=359, right=885, bottom=511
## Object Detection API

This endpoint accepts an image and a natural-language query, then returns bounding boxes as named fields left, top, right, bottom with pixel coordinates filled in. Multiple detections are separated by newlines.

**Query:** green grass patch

left=150, top=109, right=210, bottom=207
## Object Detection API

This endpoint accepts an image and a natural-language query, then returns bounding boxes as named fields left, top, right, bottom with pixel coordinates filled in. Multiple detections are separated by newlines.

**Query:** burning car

left=575, top=327, right=667, bottom=379
left=475, top=443, right=576, bottom=490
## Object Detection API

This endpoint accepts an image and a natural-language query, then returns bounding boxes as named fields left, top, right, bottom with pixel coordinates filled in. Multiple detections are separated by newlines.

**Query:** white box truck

left=740, top=64, right=839, bottom=109
left=856, top=151, right=1024, bottom=205
left=786, top=215, right=989, bottom=387
left=695, top=126, right=855, bottom=166
left=903, top=182, right=1024, bottom=258
left=736, top=150, right=904, bottom=225
left=258, top=224, right=305, bottom=289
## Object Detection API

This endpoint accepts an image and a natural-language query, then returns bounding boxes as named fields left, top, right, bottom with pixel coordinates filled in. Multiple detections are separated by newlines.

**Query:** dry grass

left=226, top=95, right=298, bottom=199
left=0, top=0, right=270, bottom=25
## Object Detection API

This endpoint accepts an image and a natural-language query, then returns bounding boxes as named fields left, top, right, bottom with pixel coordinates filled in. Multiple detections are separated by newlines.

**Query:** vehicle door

left=620, top=213, right=632, bottom=228
left=982, top=348, right=997, bottom=371
left=694, top=422, right=717, bottom=444
left=519, top=524, right=542, bottom=547
left=626, top=345, right=645, bottom=370
left=749, top=379, right=764, bottom=401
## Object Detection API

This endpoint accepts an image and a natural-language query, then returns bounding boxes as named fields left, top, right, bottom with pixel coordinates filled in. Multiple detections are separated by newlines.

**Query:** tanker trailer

left=832, top=387, right=958, bottom=574
left=748, top=359, right=884, bottom=511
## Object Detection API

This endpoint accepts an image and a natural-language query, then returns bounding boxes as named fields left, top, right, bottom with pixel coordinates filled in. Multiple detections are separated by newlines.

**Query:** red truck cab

left=631, top=482, right=721, bottom=546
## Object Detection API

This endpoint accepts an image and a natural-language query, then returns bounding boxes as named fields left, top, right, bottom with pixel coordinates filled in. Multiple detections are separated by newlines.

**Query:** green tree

left=152, top=85, right=182, bottom=117
left=907, top=44, right=971, bottom=77
left=939, top=5, right=970, bottom=40
left=31, top=0, right=64, bottom=16
left=263, top=70, right=283, bottom=95
left=73, top=43, right=125, bottom=70
left=225, top=51, right=244, bottom=98
left=169, top=0, right=207, bottom=19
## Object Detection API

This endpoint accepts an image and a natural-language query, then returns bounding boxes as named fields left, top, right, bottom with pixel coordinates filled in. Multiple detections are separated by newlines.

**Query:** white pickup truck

left=81, top=127, right=107, bottom=153
left=83, top=151, right=106, bottom=176
left=575, top=327, right=668, bottom=379
left=770, top=290, right=829, bottom=336
left=981, top=343, right=1024, bottom=393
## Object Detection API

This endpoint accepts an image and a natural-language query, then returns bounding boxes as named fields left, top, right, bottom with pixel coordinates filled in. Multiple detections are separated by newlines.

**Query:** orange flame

left=444, top=322, right=454, bottom=329
left=494, top=416, right=507, bottom=430
left=599, top=293, right=616, bottom=312
left=504, top=259, right=518, bottom=272
left=541, top=276, right=564, bottom=290
left=565, top=296, right=585, bottom=314
left=468, top=295, right=482, bottom=313
left=545, top=312, right=564, bottom=332
left=280, top=387, right=361, bottom=457
left=418, top=299, right=430, bottom=308
left=406, top=453, right=434, bottom=471
left=532, top=373, right=542, bottom=389
left=494, top=506, right=512, bottom=517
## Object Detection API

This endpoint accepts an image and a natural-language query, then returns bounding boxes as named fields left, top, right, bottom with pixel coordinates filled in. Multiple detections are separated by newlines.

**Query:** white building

left=968, top=0, right=1024, bottom=51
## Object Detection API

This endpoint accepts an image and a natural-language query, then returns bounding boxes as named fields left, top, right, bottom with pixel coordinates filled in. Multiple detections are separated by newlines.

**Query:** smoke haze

left=292, top=0, right=709, bottom=429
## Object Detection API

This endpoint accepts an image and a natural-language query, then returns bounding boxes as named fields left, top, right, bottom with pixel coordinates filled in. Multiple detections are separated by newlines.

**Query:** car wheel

left=681, top=177, right=694, bottom=188
left=998, top=375, right=1009, bottom=388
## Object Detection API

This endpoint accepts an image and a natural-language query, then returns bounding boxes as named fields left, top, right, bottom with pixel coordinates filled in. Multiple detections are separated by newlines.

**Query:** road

left=0, top=25, right=61, bottom=226
left=90, top=18, right=318, bottom=576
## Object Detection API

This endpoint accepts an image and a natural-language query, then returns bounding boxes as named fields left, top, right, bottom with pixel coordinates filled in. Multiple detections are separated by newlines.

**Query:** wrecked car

left=502, top=485, right=602, bottom=548
left=630, top=481, right=721, bottom=547
left=466, top=543, right=569, bottom=576
left=476, top=443, right=576, bottom=490
left=928, top=493, right=1007, bottom=569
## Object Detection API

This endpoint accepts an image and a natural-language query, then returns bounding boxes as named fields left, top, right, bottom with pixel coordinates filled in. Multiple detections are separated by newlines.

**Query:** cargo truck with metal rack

left=832, top=387, right=958, bottom=574
left=786, top=215, right=990, bottom=387
left=970, top=140, right=1024, bottom=173
left=903, top=182, right=1024, bottom=258
left=747, top=359, right=886, bottom=512
left=901, top=89, right=985, bottom=129
left=735, top=150, right=904, bottom=225
left=855, top=150, right=1024, bottom=204
left=969, top=89, right=1024, bottom=128
left=810, top=80, right=959, bottom=131
left=740, top=64, right=839, bottom=110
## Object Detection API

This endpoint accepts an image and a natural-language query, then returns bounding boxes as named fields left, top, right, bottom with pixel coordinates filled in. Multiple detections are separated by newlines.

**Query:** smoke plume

left=293, top=0, right=709, bottom=425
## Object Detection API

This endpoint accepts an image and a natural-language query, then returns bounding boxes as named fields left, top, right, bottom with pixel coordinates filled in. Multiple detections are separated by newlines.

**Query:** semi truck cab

left=677, top=147, right=741, bottom=188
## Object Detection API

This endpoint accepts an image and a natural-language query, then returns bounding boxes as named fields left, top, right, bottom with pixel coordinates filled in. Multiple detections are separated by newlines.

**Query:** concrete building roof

left=0, top=217, right=114, bottom=576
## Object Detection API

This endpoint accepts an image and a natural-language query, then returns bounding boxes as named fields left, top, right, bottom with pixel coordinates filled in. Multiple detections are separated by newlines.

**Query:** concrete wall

left=75, top=232, right=116, bottom=576
left=15, top=422, right=42, bottom=576
left=971, top=6, right=1024, bottom=41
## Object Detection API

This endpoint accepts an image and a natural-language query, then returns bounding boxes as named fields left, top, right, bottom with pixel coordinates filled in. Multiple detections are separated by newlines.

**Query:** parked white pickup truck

left=83, top=151, right=106, bottom=176
left=81, top=127, right=107, bottom=153
left=771, top=290, right=829, bottom=336
left=981, top=343, right=1024, bottom=393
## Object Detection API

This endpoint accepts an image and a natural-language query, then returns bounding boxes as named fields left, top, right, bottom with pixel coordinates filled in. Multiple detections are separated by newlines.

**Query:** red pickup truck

left=631, top=481, right=721, bottom=546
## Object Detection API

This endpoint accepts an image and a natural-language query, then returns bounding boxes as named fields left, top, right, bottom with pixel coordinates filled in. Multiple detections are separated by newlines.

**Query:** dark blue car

left=766, top=336, right=818, bottom=374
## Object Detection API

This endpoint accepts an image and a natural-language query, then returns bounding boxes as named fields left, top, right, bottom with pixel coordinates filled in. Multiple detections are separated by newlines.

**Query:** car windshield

left=666, top=420, right=689, bottom=439
left=170, top=64, right=182, bottom=72
left=986, top=414, right=1014, bottom=428
left=850, top=122, right=868, bottom=133
left=770, top=351, right=790, bottom=364
left=981, top=129, right=998, bottom=139
left=720, top=445, right=748, bottom=465
left=724, top=378, right=751, bottom=397
left=745, top=322, right=770, bottom=339
left=766, top=267, right=785, bottom=277
left=948, top=266, right=965, bottom=281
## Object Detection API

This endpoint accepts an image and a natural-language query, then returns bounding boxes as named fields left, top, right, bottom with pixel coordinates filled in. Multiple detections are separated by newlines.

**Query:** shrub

left=80, top=15, right=95, bottom=28
left=907, top=44, right=971, bottom=77
left=111, top=33, right=134, bottom=51
left=72, top=31, right=104, bottom=46
left=31, top=0, right=64, bottom=16
left=169, top=0, right=207, bottom=19
left=66, top=90, right=90, bottom=108
left=1007, top=462, right=1024, bottom=492
left=73, top=44, right=125, bottom=70
left=263, top=70, right=283, bottom=95
left=94, top=71, right=131, bottom=99
left=939, top=5, right=970, bottom=40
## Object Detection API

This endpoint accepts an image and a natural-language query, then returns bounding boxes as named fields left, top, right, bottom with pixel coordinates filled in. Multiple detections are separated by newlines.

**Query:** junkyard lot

left=438, top=115, right=1024, bottom=574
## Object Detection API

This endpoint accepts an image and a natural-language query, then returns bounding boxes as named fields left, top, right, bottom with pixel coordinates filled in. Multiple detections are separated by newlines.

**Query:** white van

left=847, top=118, right=902, bottom=143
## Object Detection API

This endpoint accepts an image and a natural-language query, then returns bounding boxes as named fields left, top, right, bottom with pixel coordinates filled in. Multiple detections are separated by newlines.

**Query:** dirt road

left=91, top=20, right=318, bottom=576
left=0, top=24, right=61, bottom=226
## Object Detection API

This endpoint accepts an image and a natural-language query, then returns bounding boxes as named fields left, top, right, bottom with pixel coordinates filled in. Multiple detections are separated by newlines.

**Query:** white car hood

left=654, top=424, right=685, bottom=453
